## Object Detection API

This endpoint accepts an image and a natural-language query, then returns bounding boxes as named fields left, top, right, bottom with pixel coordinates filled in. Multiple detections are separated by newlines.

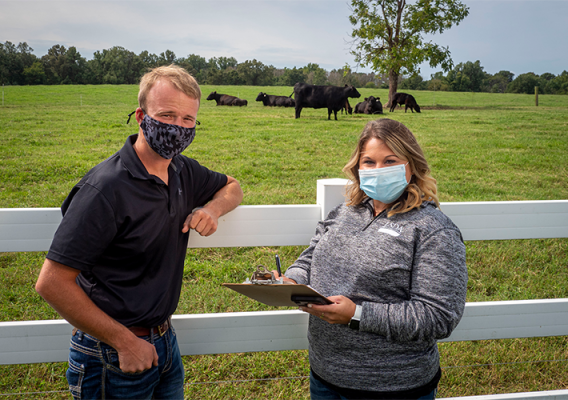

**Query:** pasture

left=0, top=85, right=567, bottom=398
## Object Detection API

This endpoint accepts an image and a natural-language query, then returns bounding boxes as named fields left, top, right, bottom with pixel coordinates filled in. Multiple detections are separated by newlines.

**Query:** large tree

left=445, top=60, right=488, bottom=92
left=236, top=59, right=275, bottom=86
left=506, top=73, right=540, bottom=95
left=0, top=41, right=38, bottom=85
left=487, top=70, right=514, bottom=93
left=349, top=0, right=469, bottom=106
left=278, top=67, right=306, bottom=86
left=41, top=45, right=87, bottom=84
left=88, top=46, right=143, bottom=84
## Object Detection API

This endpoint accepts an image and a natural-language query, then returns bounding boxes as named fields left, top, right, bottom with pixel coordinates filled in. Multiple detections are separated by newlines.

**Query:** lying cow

left=255, top=92, right=295, bottom=107
left=206, top=91, right=247, bottom=106
left=354, top=96, right=383, bottom=115
left=293, top=83, right=361, bottom=120
left=389, top=92, right=420, bottom=113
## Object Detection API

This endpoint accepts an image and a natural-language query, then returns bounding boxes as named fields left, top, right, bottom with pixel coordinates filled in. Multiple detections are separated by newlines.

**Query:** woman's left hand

left=299, top=295, right=356, bottom=325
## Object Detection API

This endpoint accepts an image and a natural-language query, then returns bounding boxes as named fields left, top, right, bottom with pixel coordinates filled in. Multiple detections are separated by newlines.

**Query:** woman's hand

left=299, top=295, right=356, bottom=325
left=271, top=270, right=297, bottom=284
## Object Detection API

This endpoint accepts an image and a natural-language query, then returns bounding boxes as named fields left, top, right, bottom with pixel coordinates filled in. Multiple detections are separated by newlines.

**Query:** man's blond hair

left=138, top=65, right=201, bottom=110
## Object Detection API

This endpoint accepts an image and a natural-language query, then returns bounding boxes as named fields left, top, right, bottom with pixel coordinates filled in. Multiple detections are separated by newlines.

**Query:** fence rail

left=2, top=298, right=568, bottom=366
left=2, top=179, right=568, bottom=253
left=1, top=179, right=568, bottom=399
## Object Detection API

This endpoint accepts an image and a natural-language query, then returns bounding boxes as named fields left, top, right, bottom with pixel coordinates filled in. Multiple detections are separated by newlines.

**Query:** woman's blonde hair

left=343, top=118, right=439, bottom=217
left=138, top=64, right=201, bottom=110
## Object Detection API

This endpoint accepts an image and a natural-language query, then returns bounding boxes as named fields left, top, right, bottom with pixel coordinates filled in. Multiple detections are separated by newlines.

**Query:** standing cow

left=206, top=91, right=247, bottom=106
left=389, top=92, right=420, bottom=113
left=293, top=83, right=361, bottom=120
left=255, top=92, right=295, bottom=107
left=340, top=99, right=353, bottom=115
left=354, top=96, right=383, bottom=115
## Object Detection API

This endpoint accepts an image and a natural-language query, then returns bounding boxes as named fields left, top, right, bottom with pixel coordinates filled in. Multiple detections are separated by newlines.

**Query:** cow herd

left=205, top=85, right=421, bottom=120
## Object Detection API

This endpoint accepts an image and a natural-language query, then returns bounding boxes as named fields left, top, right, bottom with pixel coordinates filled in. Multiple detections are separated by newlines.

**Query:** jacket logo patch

left=378, top=228, right=400, bottom=237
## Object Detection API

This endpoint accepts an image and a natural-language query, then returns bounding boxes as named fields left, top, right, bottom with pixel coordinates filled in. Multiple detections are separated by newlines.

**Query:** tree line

left=399, top=60, right=568, bottom=95
left=1, top=41, right=567, bottom=95
left=0, top=41, right=382, bottom=88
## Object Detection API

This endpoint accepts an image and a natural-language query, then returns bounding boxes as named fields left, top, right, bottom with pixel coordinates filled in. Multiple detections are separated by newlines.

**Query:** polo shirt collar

left=119, top=134, right=183, bottom=180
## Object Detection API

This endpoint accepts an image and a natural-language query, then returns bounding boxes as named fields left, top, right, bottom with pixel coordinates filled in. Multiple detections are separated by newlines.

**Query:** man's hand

left=182, top=175, right=243, bottom=236
left=36, top=259, right=159, bottom=373
left=116, top=335, right=159, bottom=373
left=182, top=208, right=218, bottom=236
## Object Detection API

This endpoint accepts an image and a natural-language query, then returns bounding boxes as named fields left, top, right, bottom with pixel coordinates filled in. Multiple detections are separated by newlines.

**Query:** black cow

left=354, top=96, right=383, bottom=115
left=340, top=99, right=353, bottom=115
left=389, top=92, right=420, bottom=113
left=293, top=83, right=361, bottom=120
left=255, top=92, right=295, bottom=107
left=206, top=91, right=247, bottom=106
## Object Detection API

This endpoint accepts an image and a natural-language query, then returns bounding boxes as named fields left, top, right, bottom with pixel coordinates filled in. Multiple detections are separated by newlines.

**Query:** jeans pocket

left=105, top=347, right=121, bottom=370
left=103, top=346, right=150, bottom=377
left=66, top=356, right=85, bottom=400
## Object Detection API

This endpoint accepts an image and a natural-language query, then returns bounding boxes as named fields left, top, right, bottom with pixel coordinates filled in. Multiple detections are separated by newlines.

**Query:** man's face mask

left=139, top=113, right=196, bottom=159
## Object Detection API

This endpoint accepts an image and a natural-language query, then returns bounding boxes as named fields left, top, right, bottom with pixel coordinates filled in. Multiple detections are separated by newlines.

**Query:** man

left=35, top=65, right=243, bottom=399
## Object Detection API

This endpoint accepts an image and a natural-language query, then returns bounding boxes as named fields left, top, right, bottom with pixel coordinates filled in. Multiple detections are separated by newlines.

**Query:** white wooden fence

left=1, top=179, right=568, bottom=399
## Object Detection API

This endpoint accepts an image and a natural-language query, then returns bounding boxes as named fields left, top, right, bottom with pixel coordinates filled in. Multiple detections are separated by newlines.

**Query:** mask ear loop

left=126, top=109, right=148, bottom=124
left=402, top=162, right=411, bottom=184
left=126, top=111, right=136, bottom=124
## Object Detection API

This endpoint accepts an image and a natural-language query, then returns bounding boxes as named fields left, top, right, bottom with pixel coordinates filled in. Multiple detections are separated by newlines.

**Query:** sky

left=1, top=0, right=567, bottom=79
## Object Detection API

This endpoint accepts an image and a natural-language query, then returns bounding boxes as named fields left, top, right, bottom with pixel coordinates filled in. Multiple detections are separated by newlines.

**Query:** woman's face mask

left=358, top=163, right=409, bottom=204
left=139, top=114, right=196, bottom=159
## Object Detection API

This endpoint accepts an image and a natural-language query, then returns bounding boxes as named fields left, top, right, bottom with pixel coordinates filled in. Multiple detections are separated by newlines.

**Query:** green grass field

left=0, top=85, right=567, bottom=398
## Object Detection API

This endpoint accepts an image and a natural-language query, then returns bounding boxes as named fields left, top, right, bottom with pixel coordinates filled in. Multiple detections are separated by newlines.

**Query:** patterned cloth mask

left=359, top=163, right=409, bottom=204
left=139, top=114, right=196, bottom=159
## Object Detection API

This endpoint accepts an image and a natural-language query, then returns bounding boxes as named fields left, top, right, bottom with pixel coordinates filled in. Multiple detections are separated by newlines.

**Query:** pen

left=275, top=254, right=282, bottom=276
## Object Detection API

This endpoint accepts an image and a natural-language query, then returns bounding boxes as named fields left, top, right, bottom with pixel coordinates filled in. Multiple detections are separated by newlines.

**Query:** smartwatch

left=348, top=305, right=362, bottom=330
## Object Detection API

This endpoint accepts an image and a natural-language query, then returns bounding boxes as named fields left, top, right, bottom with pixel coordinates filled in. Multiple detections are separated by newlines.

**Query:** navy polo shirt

left=47, top=134, right=227, bottom=328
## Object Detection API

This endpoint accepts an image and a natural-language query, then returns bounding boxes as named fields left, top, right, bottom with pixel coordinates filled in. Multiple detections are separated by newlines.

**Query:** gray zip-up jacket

left=285, top=200, right=467, bottom=392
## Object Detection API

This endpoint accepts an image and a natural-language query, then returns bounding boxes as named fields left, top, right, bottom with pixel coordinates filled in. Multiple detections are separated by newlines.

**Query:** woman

left=278, top=118, right=467, bottom=399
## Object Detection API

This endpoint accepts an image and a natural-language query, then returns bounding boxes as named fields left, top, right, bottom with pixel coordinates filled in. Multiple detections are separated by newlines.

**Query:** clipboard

left=222, top=282, right=329, bottom=307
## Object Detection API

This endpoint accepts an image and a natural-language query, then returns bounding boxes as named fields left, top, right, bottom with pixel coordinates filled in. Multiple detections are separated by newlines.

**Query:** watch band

left=348, top=305, right=362, bottom=330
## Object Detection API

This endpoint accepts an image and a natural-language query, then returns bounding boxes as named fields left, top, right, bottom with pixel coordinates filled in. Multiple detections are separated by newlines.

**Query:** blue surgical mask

left=139, top=114, right=196, bottom=159
left=359, top=163, right=409, bottom=204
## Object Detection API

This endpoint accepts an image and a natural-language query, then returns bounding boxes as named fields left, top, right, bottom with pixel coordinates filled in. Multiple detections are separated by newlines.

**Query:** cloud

left=1, top=0, right=566, bottom=77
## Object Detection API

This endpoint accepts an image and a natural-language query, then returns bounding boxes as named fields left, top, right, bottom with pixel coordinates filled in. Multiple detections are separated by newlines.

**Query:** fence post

left=535, top=86, right=539, bottom=106
left=316, top=179, right=348, bottom=220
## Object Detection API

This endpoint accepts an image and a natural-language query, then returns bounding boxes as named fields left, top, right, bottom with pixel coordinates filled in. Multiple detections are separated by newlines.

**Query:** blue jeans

left=310, top=371, right=437, bottom=400
left=66, top=327, right=184, bottom=399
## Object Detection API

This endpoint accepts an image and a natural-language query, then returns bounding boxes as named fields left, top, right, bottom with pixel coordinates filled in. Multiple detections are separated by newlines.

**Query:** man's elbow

left=35, top=267, right=54, bottom=301
left=226, top=176, right=244, bottom=204
left=34, top=279, right=44, bottom=298
left=35, top=261, right=50, bottom=298
left=35, top=259, right=78, bottom=302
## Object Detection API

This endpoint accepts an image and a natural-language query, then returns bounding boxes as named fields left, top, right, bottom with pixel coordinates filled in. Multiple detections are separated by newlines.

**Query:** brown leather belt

left=128, top=316, right=172, bottom=337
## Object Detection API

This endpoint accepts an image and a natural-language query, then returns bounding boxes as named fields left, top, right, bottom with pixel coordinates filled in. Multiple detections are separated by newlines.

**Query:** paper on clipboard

left=222, top=283, right=329, bottom=307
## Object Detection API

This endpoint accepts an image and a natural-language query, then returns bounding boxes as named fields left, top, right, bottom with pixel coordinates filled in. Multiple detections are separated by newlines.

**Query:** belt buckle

left=157, top=317, right=169, bottom=337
